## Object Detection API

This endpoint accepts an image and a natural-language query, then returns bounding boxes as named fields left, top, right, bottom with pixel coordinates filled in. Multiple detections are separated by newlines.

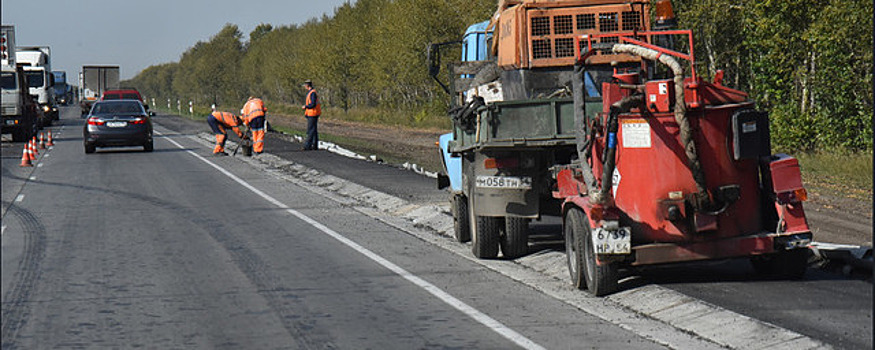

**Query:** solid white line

left=15, top=194, right=25, bottom=202
left=159, top=131, right=545, bottom=350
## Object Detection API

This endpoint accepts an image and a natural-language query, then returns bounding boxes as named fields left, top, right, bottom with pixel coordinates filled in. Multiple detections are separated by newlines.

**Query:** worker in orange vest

left=207, top=104, right=245, bottom=156
left=242, top=96, right=267, bottom=154
left=301, top=79, right=321, bottom=150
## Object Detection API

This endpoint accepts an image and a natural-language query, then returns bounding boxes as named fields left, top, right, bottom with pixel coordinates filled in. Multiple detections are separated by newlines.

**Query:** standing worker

left=242, top=96, right=267, bottom=155
left=301, top=79, right=321, bottom=150
left=207, top=104, right=246, bottom=156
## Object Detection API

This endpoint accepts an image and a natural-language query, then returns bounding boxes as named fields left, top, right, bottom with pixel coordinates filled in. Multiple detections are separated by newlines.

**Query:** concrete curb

left=190, top=131, right=833, bottom=349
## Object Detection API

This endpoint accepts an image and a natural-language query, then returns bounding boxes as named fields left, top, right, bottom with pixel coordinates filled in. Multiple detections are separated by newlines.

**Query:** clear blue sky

left=1, top=0, right=353, bottom=80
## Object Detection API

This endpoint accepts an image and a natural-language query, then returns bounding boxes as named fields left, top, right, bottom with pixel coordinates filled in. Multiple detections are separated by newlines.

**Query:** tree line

left=124, top=0, right=872, bottom=152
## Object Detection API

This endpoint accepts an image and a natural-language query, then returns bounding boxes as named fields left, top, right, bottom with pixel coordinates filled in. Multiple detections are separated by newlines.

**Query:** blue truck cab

left=52, top=71, right=70, bottom=105
left=438, top=21, right=492, bottom=193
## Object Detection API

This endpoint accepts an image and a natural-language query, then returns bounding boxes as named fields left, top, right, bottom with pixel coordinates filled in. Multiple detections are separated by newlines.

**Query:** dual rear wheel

left=460, top=194, right=528, bottom=259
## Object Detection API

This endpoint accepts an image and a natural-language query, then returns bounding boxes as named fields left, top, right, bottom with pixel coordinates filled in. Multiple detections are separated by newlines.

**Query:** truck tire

left=469, top=195, right=499, bottom=259
left=452, top=194, right=471, bottom=243
left=500, top=217, right=528, bottom=259
left=565, top=208, right=587, bottom=289
left=750, top=249, right=809, bottom=279
left=575, top=208, right=619, bottom=296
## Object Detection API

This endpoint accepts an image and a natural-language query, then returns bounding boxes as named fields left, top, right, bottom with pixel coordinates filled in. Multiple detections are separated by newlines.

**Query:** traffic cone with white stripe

left=25, top=140, right=35, bottom=161
left=30, top=137, right=39, bottom=156
left=19, top=145, right=32, bottom=167
left=38, top=132, right=46, bottom=149
left=46, top=130, right=54, bottom=146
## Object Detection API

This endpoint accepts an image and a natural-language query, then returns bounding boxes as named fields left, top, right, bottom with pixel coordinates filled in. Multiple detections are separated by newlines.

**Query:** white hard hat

left=211, top=104, right=216, bottom=110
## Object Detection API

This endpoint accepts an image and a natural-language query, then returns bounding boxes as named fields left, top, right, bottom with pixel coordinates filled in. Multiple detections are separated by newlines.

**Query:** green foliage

left=125, top=0, right=871, bottom=152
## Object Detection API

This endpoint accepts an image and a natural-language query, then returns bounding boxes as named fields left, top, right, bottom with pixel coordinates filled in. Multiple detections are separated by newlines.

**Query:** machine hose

left=611, top=44, right=711, bottom=208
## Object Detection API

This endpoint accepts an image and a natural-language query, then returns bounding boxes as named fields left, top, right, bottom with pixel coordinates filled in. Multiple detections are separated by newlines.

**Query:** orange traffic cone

left=30, top=137, right=39, bottom=156
left=46, top=130, right=54, bottom=146
left=19, top=146, right=32, bottom=167
left=29, top=139, right=38, bottom=158
left=25, top=141, right=35, bottom=161
left=38, top=132, right=46, bottom=149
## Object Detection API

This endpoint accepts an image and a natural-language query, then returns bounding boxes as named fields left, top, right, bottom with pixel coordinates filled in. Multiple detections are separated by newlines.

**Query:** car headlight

left=42, top=105, right=50, bottom=112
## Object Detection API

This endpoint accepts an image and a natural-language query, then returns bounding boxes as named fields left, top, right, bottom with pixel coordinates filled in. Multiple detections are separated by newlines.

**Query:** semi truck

left=1, top=24, right=39, bottom=141
left=16, top=46, right=57, bottom=124
left=52, top=70, right=72, bottom=105
left=433, top=0, right=812, bottom=296
left=79, top=65, right=119, bottom=115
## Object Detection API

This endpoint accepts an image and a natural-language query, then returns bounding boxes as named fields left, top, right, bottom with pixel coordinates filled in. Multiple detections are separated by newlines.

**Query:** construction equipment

left=232, top=127, right=252, bottom=157
left=433, top=0, right=812, bottom=296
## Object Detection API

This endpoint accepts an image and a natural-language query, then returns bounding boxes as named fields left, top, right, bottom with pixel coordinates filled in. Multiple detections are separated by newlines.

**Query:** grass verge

left=795, top=151, right=872, bottom=201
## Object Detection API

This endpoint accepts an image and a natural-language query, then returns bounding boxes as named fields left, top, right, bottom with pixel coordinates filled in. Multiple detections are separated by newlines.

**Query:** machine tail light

left=484, top=157, right=519, bottom=169
left=776, top=188, right=808, bottom=204
left=87, top=117, right=105, bottom=126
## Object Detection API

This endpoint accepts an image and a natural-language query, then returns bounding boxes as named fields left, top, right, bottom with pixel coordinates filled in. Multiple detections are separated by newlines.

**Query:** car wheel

left=144, top=140, right=154, bottom=152
left=84, top=143, right=96, bottom=154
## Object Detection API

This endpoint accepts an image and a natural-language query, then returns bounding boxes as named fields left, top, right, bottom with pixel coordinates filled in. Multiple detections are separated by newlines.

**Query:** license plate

left=5, top=120, right=15, bottom=125
left=592, top=227, right=632, bottom=254
left=106, top=121, right=127, bottom=128
left=475, top=175, right=532, bottom=189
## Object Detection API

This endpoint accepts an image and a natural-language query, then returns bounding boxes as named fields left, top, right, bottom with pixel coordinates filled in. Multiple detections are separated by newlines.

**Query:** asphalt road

left=1, top=107, right=871, bottom=349
left=1, top=107, right=681, bottom=349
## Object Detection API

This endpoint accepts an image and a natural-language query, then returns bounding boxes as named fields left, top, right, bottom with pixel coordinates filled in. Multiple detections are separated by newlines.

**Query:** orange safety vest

left=242, top=98, right=266, bottom=123
left=212, top=111, right=241, bottom=127
left=304, top=89, right=321, bottom=117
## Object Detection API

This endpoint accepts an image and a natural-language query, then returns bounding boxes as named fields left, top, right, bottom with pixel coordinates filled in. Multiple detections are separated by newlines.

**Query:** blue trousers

left=304, top=116, right=319, bottom=150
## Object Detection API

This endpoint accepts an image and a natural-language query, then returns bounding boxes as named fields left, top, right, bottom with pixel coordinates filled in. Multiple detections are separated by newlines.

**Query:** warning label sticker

left=621, top=119, right=651, bottom=148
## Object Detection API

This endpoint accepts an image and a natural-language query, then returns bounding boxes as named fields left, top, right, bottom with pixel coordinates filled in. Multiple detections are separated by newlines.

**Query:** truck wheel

left=750, top=249, right=809, bottom=279
left=565, top=208, right=587, bottom=289
left=452, top=194, right=470, bottom=243
left=579, top=210, right=619, bottom=296
left=469, top=195, right=499, bottom=259
left=500, top=217, right=528, bottom=259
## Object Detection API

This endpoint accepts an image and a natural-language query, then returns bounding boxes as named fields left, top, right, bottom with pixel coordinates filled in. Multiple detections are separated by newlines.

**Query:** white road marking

left=159, top=131, right=545, bottom=350
left=1, top=225, right=6, bottom=236
left=29, top=176, right=36, bottom=181
left=15, top=194, right=25, bottom=202
left=37, top=163, right=44, bottom=168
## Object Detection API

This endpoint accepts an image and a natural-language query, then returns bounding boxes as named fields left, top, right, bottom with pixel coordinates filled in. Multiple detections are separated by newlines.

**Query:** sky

left=1, top=0, right=352, bottom=80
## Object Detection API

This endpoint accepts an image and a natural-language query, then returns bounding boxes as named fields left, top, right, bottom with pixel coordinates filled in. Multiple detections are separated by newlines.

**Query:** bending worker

left=242, top=96, right=267, bottom=154
left=207, top=104, right=245, bottom=156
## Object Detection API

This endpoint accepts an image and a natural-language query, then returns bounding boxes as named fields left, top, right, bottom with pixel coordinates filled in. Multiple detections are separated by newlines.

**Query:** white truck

left=79, top=65, right=119, bottom=115
left=16, top=46, right=57, bottom=124
left=1, top=24, right=38, bottom=141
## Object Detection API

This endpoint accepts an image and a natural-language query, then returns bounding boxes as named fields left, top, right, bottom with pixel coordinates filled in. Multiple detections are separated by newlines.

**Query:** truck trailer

left=79, top=65, right=119, bottom=115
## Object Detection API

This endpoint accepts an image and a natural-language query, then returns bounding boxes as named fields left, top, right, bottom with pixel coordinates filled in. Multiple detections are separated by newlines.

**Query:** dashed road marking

left=15, top=194, right=25, bottom=203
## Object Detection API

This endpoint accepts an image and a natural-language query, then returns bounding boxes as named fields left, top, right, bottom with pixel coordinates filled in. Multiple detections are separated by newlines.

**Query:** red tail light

left=129, top=117, right=146, bottom=125
left=87, top=117, right=105, bottom=125
left=484, top=157, right=519, bottom=169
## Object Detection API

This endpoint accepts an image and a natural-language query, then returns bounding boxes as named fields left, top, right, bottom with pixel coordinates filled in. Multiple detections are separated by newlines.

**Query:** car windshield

left=91, top=101, right=145, bottom=115
left=25, top=71, right=44, bottom=88
left=1, top=73, right=16, bottom=90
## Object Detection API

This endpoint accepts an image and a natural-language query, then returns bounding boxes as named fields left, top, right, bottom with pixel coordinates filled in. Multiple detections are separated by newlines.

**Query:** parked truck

left=52, top=70, right=72, bottom=105
left=16, top=46, right=57, bottom=124
left=1, top=24, right=39, bottom=141
left=79, top=65, right=119, bottom=115
left=432, top=0, right=812, bottom=296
